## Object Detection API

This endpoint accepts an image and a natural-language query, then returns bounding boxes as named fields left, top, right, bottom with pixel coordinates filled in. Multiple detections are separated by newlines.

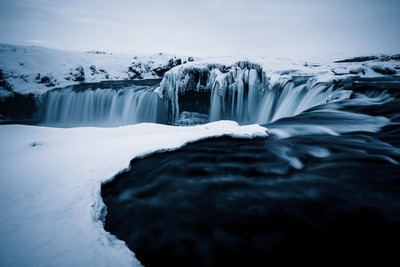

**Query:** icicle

left=159, top=61, right=347, bottom=125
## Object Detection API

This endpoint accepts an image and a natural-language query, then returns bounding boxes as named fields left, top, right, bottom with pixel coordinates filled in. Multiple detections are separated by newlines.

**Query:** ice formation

left=159, top=61, right=353, bottom=125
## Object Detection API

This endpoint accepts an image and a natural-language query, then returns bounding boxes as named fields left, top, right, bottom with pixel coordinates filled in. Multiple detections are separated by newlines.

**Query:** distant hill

left=335, top=54, right=400, bottom=63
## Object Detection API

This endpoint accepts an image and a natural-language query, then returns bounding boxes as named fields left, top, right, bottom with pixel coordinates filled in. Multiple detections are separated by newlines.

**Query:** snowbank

left=0, top=121, right=267, bottom=267
left=1, top=43, right=398, bottom=96
left=0, top=44, right=195, bottom=95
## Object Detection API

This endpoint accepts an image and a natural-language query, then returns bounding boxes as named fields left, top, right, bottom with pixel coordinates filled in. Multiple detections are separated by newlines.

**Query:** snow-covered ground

left=1, top=43, right=398, bottom=97
left=0, top=43, right=399, bottom=266
left=0, top=43, right=194, bottom=95
left=0, top=121, right=267, bottom=267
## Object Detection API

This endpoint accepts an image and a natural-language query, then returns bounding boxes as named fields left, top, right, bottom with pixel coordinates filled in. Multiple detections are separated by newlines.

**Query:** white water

left=209, top=77, right=342, bottom=125
left=43, top=86, right=166, bottom=127
left=256, top=82, right=336, bottom=124
left=42, top=67, right=352, bottom=127
left=160, top=62, right=351, bottom=125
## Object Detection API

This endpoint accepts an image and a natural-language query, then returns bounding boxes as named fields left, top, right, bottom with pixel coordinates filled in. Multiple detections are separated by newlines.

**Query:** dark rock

left=152, top=66, right=171, bottom=77
left=0, top=92, right=37, bottom=120
left=175, top=111, right=209, bottom=126
left=86, top=51, right=107, bottom=54
left=97, top=68, right=109, bottom=79
left=40, top=75, right=51, bottom=84
left=335, top=56, right=379, bottom=63
left=349, top=67, right=366, bottom=75
left=335, top=54, right=400, bottom=63
left=46, top=82, right=56, bottom=87
left=127, top=66, right=143, bottom=79
left=174, top=58, right=182, bottom=67
left=90, top=65, right=97, bottom=75
left=70, top=65, right=85, bottom=82
left=371, top=65, right=397, bottom=75
left=389, top=54, right=400, bottom=61
left=0, top=69, right=13, bottom=92
left=167, top=58, right=182, bottom=68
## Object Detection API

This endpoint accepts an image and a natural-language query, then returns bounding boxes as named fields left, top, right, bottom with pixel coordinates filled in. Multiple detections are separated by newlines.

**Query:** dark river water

left=102, top=77, right=400, bottom=266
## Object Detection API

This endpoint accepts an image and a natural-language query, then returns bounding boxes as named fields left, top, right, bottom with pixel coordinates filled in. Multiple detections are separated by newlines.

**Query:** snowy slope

left=1, top=43, right=398, bottom=97
left=160, top=55, right=400, bottom=94
left=0, top=43, right=195, bottom=95
left=0, top=121, right=267, bottom=267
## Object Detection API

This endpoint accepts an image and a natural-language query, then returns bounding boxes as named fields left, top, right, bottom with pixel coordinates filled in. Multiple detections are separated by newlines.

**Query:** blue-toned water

left=102, top=77, right=400, bottom=266
left=41, top=79, right=167, bottom=127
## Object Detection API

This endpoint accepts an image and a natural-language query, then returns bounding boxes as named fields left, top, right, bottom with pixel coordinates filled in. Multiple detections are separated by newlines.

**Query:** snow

left=0, top=121, right=267, bottom=267
left=1, top=43, right=398, bottom=96
left=155, top=55, right=399, bottom=125
left=160, top=56, right=397, bottom=91
left=0, top=44, right=196, bottom=95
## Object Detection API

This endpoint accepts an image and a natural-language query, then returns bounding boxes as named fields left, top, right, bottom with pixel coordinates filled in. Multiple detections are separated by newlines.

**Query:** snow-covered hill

left=1, top=43, right=399, bottom=97
left=1, top=43, right=399, bottom=124
left=0, top=43, right=195, bottom=95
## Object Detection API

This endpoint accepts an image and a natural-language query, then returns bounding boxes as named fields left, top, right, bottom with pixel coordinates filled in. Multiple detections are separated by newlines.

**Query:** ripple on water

left=102, top=126, right=400, bottom=266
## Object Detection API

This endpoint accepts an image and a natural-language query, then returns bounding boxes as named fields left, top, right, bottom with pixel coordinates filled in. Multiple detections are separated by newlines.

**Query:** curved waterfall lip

left=41, top=80, right=167, bottom=127
left=41, top=72, right=399, bottom=128
left=158, top=62, right=361, bottom=126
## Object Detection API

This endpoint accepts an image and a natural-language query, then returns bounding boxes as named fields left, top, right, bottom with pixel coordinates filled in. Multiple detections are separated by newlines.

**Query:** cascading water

left=255, top=81, right=339, bottom=124
left=210, top=78, right=340, bottom=125
left=42, top=82, right=167, bottom=127
left=41, top=62, right=354, bottom=128
left=159, top=62, right=352, bottom=125
left=102, top=76, right=400, bottom=267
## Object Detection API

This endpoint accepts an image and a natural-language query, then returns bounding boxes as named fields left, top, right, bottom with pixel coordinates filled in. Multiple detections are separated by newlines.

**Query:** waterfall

left=42, top=84, right=167, bottom=127
left=159, top=62, right=351, bottom=125
left=209, top=78, right=338, bottom=125
left=256, top=81, right=337, bottom=124
left=41, top=63, right=353, bottom=127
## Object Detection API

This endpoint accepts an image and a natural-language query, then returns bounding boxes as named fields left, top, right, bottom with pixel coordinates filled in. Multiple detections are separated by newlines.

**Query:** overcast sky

left=0, top=0, right=399, bottom=60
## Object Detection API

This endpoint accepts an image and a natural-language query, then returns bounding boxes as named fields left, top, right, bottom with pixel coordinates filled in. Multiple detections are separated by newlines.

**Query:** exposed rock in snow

left=371, top=65, right=397, bottom=75
left=0, top=44, right=197, bottom=95
left=69, top=65, right=85, bottom=82
left=334, top=54, right=400, bottom=63
left=0, top=69, right=13, bottom=93
left=127, top=56, right=194, bottom=80
left=321, top=90, right=353, bottom=104
left=349, top=66, right=366, bottom=75
left=175, top=111, right=209, bottom=126
left=1, top=43, right=398, bottom=125
left=89, top=65, right=110, bottom=79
